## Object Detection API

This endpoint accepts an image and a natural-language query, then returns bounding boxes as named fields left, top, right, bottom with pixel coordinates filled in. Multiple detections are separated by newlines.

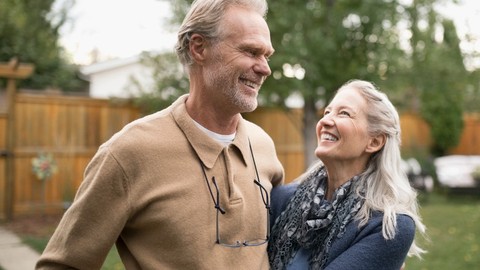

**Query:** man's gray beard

left=205, top=64, right=258, bottom=113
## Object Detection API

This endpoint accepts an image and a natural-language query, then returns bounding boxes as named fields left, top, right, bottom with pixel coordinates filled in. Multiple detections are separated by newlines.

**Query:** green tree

left=152, top=0, right=405, bottom=166
left=147, top=0, right=469, bottom=165
left=0, top=0, right=86, bottom=91
left=130, top=0, right=192, bottom=113
left=266, top=0, right=468, bottom=162
left=463, top=70, right=480, bottom=112
left=264, top=0, right=407, bottom=165
left=133, top=51, right=189, bottom=114
left=402, top=1, right=466, bottom=156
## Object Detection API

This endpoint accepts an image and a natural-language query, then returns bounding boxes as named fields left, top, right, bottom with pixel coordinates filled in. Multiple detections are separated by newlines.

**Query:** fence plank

left=0, top=114, right=5, bottom=219
left=8, top=93, right=140, bottom=217
left=399, top=112, right=432, bottom=155
left=450, top=113, right=480, bottom=155
left=244, top=108, right=304, bottom=183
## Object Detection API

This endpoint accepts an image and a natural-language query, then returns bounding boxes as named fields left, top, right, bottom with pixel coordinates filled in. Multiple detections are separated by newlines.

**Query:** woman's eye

left=339, top=111, right=350, bottom=116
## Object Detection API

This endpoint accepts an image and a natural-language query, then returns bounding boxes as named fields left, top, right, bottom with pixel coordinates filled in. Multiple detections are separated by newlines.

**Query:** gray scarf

left=268, top=166, right=365, bottom=269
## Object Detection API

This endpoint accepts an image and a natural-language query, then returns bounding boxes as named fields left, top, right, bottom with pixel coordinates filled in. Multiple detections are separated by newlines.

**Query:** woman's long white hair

left=304, top=79, right=426, bottom=258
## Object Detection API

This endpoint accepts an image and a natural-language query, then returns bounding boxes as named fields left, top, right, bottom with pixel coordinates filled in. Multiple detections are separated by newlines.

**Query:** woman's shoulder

left=395, top=213, right=416, bottom=242
left=272, top=182, right=299, bottom=199
left=366, top=212, right=415, bottom=230
left=270, top=182, right=300, bottom=222
left=326, top=213, right=416, bottom=270
left=355, top=212, right=416, bottom=244
left=396, top=213, right=416, bottom=230
left=271, top=183, right=298, bottom=204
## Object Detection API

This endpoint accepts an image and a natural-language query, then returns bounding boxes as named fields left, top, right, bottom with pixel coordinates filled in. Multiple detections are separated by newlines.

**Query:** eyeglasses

left=199, top=140, right=271, bottom=248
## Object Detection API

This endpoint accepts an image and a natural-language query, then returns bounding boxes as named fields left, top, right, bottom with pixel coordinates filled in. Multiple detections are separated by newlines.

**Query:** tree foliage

left=401, top=1, right=466, bottom=156
left=265, top=0, right=409, bottom=165
left=463, top=70, right=480, bottom=112
left=264, top=0, right=468, bottom=163
left=133, top=51, right=189, bottom=114
left=146, top=0, right=470, bottom=165
left=130, top=0, right=192, bottom=113
left=0, top=0, right=86, bottom=91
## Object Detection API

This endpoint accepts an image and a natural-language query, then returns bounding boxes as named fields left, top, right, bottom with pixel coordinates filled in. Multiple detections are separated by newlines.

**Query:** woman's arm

left=325, top=214, right=415, bottom=270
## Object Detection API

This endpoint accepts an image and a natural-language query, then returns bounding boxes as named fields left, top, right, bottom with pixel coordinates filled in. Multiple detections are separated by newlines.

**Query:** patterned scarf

left=268, top=166, right=366, bottom=269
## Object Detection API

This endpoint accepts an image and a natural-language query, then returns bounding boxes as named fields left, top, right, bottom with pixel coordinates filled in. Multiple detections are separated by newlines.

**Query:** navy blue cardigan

left=269, top=182, right=415, bottom=270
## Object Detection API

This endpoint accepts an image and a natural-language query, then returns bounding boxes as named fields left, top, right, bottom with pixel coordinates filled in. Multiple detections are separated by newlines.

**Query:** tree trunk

left=303, top=98, right=319, bottom=169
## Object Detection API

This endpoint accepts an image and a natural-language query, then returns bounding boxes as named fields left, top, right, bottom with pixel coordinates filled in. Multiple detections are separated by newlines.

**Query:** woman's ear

left=189, top=33, right=207, bottom=64
left=366, top=134, right=386, bottom=153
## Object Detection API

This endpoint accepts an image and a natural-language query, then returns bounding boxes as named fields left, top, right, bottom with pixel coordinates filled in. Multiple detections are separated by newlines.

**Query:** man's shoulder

left=110, top=111, right=174, bottom=142
left=241, top=118, right=275, bottom=143
left=113, top=94, right=187, bottom=142
left=242, top=117, right=268, bottom=132
left=100, top=101, right=185, bottom=155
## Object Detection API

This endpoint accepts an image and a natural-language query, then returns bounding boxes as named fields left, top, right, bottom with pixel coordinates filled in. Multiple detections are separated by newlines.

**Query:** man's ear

left=366, top=134, right=386, bottom=153
left=189, top=33, right=207, bottom=64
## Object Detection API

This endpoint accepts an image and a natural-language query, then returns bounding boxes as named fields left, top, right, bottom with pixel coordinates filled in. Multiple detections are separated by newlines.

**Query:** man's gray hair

left=175, top=0, right=268, bottom=71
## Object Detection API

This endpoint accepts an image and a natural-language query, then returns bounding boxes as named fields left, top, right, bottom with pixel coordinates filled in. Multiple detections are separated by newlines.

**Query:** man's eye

left=246, top=50, right=257, bottom=57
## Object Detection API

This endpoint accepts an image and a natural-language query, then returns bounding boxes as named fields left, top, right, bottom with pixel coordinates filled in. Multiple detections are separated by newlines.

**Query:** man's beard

left=204, top=63, right=259, bottom=113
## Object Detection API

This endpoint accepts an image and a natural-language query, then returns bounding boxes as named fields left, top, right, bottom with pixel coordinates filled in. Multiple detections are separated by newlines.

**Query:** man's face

left=203, top=6, right=274, bottom=113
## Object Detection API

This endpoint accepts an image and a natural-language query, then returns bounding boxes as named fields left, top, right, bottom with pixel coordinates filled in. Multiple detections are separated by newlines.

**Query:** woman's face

left=315, top=87, right=373, bottom=165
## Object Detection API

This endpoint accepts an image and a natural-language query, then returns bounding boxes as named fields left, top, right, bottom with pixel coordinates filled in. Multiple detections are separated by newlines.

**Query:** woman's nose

left=319, top=114, right=334, bottom=127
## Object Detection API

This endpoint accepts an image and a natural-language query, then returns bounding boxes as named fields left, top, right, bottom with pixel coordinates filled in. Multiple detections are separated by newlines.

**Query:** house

left=80, top=55, right=155, bottom=99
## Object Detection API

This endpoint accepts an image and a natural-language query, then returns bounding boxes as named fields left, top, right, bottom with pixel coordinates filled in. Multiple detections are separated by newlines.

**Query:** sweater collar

left=171, top=95, right=249, bottom=169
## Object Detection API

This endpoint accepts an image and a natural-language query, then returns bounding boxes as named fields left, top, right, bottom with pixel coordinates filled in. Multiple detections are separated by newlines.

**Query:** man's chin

left=239, top=100, right=257, bottom=113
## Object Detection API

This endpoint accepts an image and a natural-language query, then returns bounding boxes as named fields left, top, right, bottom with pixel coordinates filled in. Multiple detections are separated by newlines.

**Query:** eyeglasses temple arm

left=200, top=163, right=226, bottom=214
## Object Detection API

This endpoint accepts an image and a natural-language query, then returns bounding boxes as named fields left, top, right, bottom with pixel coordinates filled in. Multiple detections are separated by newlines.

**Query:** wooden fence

left=449, top=113, right=480, bottom=155
left=0, top=112, right=6, bottom=219
left=244, top=107, right=305, bottom=183
left=1, top=91, right=479, bottom=219
left=246, top=110, right=435, bottom=182
left=0, top=92, right=140, bottom=219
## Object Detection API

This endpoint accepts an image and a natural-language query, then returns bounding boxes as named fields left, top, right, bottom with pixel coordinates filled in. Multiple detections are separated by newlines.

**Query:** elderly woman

left=268, top=80, right=426, bottom=269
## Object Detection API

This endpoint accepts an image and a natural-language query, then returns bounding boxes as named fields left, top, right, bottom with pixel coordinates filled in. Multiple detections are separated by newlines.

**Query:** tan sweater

left=36, top=95, right=284, bottom=270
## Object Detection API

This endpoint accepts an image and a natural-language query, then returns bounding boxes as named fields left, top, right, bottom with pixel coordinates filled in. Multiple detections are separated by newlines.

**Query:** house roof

left=80, top=55, right=141, bottom=76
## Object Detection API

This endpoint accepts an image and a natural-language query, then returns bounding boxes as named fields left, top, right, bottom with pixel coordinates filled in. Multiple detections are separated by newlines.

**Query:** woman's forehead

left=329, top=87, right=366, bottom=108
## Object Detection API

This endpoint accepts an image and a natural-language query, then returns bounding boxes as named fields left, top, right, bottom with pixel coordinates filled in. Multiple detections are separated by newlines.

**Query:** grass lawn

left=405, top=192, right=480, bottom=269
left=2, top=213, right=123, bottom=270
left=4, top=191, right=480, bottom=269
left=23, top=235, right=123, bottom=270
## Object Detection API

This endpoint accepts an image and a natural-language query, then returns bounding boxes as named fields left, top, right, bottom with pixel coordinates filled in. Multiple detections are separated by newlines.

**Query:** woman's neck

left=323, top=161, right=365, bottom=200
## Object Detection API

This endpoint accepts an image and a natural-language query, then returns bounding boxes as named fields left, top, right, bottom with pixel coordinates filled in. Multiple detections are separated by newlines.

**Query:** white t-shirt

left=193, top=121, right=235, bottom=145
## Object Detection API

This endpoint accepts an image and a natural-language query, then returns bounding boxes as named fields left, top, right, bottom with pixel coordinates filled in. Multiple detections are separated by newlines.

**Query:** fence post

left=5, top=73, right=16, bottom=220
left=0, top=58, right=34, bottom=220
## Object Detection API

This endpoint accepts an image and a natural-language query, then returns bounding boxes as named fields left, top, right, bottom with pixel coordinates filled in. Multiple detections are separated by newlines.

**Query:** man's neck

left=185, top=94, right=240, bottom=135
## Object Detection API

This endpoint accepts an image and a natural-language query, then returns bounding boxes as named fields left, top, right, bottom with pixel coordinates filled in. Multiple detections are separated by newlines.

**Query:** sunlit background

left=58, top=0, right=480, bottom=68
left=1, top=1, right=480, bottom=269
